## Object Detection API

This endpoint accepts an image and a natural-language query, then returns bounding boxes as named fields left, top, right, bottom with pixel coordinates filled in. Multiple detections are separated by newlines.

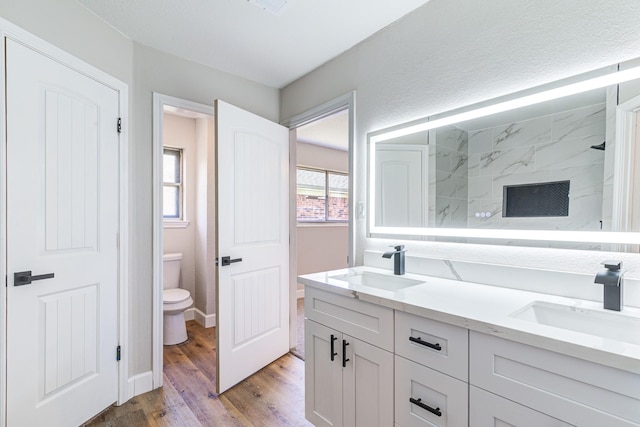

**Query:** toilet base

left=163, top=311, right=188, bottom=345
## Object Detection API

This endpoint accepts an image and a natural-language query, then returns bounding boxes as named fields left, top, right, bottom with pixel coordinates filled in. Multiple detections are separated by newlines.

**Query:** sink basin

left=511, top=301, right=640, bottom=345
left=330, top=271, right=425, bottom=291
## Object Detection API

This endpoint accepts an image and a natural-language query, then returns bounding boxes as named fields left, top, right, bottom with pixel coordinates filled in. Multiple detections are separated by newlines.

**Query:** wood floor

left=85, top=321, right=311, bottom=426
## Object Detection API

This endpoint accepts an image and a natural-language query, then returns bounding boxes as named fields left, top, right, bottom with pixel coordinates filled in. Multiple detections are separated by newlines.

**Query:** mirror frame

left=368, top=62, right=640, bottom=247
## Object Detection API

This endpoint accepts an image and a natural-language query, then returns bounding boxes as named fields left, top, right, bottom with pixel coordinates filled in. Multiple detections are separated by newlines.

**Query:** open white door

left=216, top=100, right=290, bottom=393
left=5, top=39, right=120, bottom=425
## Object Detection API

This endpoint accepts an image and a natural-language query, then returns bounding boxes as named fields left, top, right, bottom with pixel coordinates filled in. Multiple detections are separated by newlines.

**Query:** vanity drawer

left=395, top=355, right=468, bottom=427
left=470, top=332, right=640, bottom=426
left=395, top=311, right=468, bottom=381
left=470, top=386, right=574, bottom=427
left=305, top=286, right=394, bottom=351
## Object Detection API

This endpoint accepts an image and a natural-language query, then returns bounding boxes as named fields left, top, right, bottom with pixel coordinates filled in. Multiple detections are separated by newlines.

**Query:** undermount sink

left=511, top=301, right=640, bottom=345
left=330, top=271, right=425, bottom=291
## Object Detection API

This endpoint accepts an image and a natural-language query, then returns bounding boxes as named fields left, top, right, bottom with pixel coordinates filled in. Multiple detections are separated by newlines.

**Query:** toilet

left=163, top=253, right=193, bottom=345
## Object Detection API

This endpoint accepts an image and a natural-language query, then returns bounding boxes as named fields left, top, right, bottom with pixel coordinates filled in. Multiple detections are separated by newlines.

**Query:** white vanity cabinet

left=305, top=287, right=394, bottom=427
left=470, top=332, right=640, bottom=427
left=394, top=311, right=468, bottom=427
left=302, top=273, right=640, bottom=427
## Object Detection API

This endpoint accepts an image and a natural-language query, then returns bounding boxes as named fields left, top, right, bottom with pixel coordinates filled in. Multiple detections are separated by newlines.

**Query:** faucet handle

left=389, top=244, right=405, bottom=251
left=602, top=261, right=622, bottom=271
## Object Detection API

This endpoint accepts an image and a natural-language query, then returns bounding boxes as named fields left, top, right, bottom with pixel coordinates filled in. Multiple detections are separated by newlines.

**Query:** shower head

left=590, top=141, right=606, bottom=151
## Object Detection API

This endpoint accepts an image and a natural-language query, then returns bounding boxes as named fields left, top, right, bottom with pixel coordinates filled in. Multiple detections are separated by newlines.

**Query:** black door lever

left=219, top=256, right=243, bottom=266
left=14, top=271, right=55, bottom=286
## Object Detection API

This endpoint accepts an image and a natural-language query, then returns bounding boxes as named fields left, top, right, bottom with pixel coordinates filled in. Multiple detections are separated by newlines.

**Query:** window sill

left=164, top=220, right=190, bottom=229
left=297, top=222, right=348, bottom=228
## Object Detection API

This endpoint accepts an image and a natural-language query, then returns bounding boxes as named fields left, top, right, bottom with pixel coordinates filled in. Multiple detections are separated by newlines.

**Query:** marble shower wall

left=434, top=126, right=469, bottom=227
left=467, top=103, right=606, bottom=230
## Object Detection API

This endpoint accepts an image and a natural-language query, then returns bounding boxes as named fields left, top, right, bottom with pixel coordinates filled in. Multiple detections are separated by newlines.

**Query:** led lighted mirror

left=369, top=61, right=640, bottom=250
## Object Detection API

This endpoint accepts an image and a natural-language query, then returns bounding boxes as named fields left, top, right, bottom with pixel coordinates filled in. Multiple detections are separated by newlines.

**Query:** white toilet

left=163, top=253, right=193, bottom=345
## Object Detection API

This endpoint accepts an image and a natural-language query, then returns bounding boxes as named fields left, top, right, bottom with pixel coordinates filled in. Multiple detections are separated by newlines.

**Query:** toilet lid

left=163, top=288, right=191, bottom=304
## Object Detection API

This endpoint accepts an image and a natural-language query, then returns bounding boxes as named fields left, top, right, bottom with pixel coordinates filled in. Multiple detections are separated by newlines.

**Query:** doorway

left=152, top=96, right=292, bottom=394
left=283, top=92, right=356, bottom=360
left=152, top=95, right=216, bottom=387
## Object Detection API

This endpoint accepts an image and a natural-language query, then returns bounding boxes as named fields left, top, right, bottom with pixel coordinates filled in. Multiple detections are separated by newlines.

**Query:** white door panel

left=216, top=100, right=289, bottom=393
left=375, top=144, right=427, bottom=227
left=6, top=39, right=119, bottom=426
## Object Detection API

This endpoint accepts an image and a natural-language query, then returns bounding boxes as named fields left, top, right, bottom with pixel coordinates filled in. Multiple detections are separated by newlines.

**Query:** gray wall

left=281, top=0, right=640, bottom=274
left=0, top=0, right=280, bottom=378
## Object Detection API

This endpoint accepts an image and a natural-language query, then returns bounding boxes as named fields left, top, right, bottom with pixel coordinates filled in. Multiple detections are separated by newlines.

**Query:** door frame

left=151, top=94, right=215, bottom=388
left=281, top=91, right=356, bottom=348
left=612, top=91, right=640, bottom=252
left=0, top=18, right=130, bottom=425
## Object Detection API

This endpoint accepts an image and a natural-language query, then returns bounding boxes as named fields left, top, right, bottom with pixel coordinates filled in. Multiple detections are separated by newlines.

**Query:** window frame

left=296, top=166, right=349, bottom=223
left=163, top=147, right=184, bottom=221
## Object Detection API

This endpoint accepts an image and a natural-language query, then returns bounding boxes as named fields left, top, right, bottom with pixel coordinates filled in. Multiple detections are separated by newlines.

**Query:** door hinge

left=117, top=118, right=122, bottom=134
left=116, top=345, right=121, bottom=361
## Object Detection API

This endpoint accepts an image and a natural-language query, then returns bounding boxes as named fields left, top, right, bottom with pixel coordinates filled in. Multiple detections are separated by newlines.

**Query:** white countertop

left=298, top=266, right=640, bottom=374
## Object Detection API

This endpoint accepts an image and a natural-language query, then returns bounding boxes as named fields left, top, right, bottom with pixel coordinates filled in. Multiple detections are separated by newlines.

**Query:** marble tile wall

left=467, top=103, right=606, bottom=232
left=433, top=126, right=468, bottom=227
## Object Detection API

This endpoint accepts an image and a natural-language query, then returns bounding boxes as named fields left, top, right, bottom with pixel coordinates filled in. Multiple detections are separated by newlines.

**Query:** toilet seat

left=163, top=288, right=191, bottom=304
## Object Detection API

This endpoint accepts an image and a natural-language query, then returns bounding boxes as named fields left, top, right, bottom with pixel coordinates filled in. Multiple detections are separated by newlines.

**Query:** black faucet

left=594, top=261, right=624, bottom=311
left=382, top=245, right=406, bottom=275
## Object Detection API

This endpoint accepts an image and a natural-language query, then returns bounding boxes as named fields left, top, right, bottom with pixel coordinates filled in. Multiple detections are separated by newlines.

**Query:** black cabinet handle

left=410, top=397, right=442, bottom=417
left=14, top=271, right=55, bottom=286
left=330, top=335, right=338, bottom=361
left=409, top=336, right=442, bottom=351
left=342, top=340, right=350, bottom=367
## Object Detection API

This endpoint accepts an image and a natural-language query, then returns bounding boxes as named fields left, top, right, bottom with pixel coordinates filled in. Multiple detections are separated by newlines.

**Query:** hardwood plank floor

left=84, top=321, right=311, bottom=426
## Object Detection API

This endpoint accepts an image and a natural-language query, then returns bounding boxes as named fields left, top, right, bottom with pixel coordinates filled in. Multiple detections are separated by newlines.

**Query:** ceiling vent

left=247, top=0, right=294, bottom=15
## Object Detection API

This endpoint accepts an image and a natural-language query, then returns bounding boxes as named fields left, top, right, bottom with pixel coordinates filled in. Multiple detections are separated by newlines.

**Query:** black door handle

left=219, top=256, right=243, bottom=266
left=14, top=271, right=55, bottom=286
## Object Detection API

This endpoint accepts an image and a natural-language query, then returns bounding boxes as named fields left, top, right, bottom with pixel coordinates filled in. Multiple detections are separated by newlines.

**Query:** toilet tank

left=163, top=253, right=183, bottom=290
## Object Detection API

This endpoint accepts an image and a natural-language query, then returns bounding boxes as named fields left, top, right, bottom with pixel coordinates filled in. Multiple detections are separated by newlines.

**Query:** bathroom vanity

left=299, top=267, right=640, bottom=427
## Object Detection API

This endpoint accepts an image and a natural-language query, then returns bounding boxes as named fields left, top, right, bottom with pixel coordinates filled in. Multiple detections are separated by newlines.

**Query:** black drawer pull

left=409, top=336, right=442, bottom=351
left=330, top=335, right=338, bottom=361
left=410, top=397, right=442, bottom=417
left=342, top=340, right=350, bottom=367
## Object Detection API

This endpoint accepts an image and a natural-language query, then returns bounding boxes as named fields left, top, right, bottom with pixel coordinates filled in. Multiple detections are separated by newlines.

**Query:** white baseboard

left=296, top=288, right=305, bottom=299
left=185, top=307, right=216, bottom=328
left=127, top=371, right=153, bottom=398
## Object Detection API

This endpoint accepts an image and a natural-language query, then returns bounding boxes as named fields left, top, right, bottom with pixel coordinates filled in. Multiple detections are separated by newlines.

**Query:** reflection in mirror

left=368, top=62, right=640, bottom=249
left=374, top=132, right=428, bottom=227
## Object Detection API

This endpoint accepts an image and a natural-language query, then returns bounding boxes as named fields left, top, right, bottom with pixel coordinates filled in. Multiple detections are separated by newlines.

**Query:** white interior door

left=6, top=39, right=120, bottom=426
left=216, top=100, right=290, bottom=393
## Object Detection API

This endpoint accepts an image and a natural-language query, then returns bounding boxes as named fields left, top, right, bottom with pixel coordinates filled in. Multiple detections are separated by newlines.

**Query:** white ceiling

left=78, top=0, right=430, bottom=88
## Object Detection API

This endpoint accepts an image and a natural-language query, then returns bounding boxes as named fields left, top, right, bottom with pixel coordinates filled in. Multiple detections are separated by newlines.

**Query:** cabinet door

left=305, top=320, right=343, bottom=427
left=395, top=356, right=468, bottom=427
left=470, top=386, right=574, bottom=427
left=343, top=335, right=394, bottom=427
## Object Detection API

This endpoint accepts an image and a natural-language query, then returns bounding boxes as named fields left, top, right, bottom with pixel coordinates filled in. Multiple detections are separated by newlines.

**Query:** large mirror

left=369, top=62, right=640, bottom=250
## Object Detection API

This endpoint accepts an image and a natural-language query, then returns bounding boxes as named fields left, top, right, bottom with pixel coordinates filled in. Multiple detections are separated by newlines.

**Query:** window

left=297, top=167, right=349, bottom=222
left=163, top=147, right=183, bottom=219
